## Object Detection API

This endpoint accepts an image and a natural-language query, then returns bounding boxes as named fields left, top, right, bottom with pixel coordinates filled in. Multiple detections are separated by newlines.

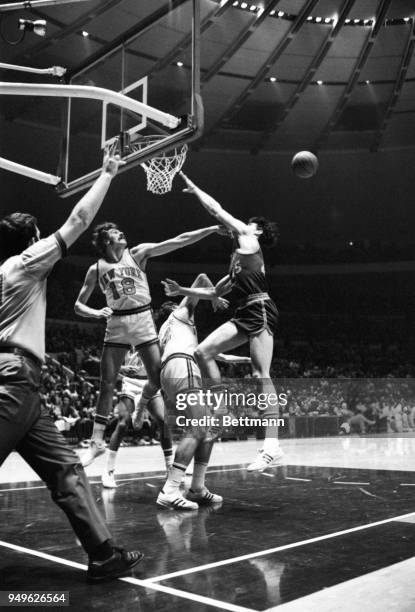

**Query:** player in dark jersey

left=162, top=172, right=284, bottom=472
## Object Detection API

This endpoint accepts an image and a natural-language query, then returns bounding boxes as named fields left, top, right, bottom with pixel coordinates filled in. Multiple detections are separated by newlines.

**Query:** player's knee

left=194, top=346, right=209, bottom=364
left=252, top=368, right=269, bottom=379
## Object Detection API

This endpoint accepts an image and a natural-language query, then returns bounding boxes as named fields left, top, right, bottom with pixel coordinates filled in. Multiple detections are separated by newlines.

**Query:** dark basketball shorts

left=231, top=298, right=278, bottom=336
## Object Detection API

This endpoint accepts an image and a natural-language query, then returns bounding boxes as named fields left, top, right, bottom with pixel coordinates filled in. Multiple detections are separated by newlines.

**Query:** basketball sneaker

left=156, top=489, right=198, bottom=511
left=186, top=487, right=223, bottom=505
left=102, top=470, right=117, bottom=489
left=81, top=440, right=106, bottom=467
left=246, top=448, right=285, bottom=472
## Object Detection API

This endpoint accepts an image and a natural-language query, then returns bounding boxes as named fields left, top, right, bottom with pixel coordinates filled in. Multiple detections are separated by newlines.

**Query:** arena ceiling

left=1, top=0, right=415, bottom=156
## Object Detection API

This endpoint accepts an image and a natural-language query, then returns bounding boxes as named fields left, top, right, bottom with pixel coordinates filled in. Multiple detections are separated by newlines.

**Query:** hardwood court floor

left=1, top=436, right=415, bottom=611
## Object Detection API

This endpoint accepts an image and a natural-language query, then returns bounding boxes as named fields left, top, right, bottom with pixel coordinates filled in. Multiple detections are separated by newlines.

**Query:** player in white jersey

left=75, top=221, right=224, bottom=466
left=156, top=273, right=246, bottom=510
left=102, top=347, right=173, bottom=488
left=0, top=149, right=142, bottom=582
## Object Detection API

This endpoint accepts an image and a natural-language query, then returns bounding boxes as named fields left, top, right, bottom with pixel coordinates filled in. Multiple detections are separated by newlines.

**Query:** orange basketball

left=291, top=151, right=319, bottom=179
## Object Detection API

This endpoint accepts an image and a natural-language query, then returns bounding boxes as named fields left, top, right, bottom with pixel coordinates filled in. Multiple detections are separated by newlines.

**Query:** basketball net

left=129, top=135, right=188, bottom=195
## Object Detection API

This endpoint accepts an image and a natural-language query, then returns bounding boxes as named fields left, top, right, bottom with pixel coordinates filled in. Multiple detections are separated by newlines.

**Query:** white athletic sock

left=106, top=449, right=117, bottom=473
left=163, top=447, right=174, bottom=470
left=92, top=422, right=106, bottom=443
left=164, top=463, right=186, bottom=495
left=263, top=437, right=280, bottom=455
left=190, top=461, right=208, bottom=492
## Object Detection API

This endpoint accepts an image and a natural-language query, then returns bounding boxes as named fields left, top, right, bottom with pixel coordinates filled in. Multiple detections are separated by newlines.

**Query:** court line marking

left=121, top=576, right=255, bottom=612
left=0, top=540, right=254, bottom=612
left=333, top=481, right=370, bottom=486
left=0, top=485, right=46, bottom=493
left=146, top=510, right=415, bottom=583
left=285, top=476, right=311, bottom=482
left=0, top=466, right=246, bottom=492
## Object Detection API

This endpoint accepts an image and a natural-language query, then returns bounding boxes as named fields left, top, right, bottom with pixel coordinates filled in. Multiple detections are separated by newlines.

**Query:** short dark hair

left=249, top=216, right=279, bottom=248
left=155, top=301, right=177, bottom=330
left=92, top=222, right=119, bottom=258
left=0, top=212, right=38, bottom=260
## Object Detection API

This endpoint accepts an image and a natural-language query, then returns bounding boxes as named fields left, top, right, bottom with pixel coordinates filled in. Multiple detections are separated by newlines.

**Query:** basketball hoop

left=130, top=135, right=188, bottom=195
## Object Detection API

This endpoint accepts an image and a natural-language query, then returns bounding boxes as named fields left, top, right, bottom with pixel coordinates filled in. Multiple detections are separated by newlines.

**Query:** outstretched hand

left=102, top=142, right=126, bottom=178
left=179, top=171, right=198, bottom=195
left=162, top=278, right=182, bottom=297
left=212, top=297, right=229, bottom=312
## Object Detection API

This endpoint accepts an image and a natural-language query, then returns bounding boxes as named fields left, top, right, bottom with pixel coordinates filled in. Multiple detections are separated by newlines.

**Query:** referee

left=0, top=150, right=143, bottom=582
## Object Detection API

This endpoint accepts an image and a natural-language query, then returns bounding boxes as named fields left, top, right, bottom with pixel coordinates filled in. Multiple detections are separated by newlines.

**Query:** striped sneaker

left=102, top=470, right=117, bottom=489
left=247, top=448, right=285, bottom=472
left=186, top=488, right=223, bottom=505
left=156, top=490, right=198, bottom=511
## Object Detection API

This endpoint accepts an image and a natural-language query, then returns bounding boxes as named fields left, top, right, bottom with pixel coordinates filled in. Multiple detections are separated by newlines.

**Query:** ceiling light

left=82, top=30, right=89, bottom=37
left=278, top=11, right=284, bottom=17
left=404, top=17, right=410, bottom=22
left=366, top=80, right=370, bottom=84
left=269, top=76, right=277, bottom=82
left=241, top=2, right=248, bottom=8
left=270, top=10, right=276, bottom=15
left=315, top=16, right=322, bottom=22
left=250, top=4, right=256, bottom=10
left=232, top=1, right=239, bottom=5
left=307, top=15, right=313, bottom=21
left=176, top=61, right=184, bottom=67
left=324, top=17, right=331, bottom=23
left=317, top=80, right=323, bottom=85
left=345, top=18, right=351, bottom=23
left=354, top=18, right=360, bottom=24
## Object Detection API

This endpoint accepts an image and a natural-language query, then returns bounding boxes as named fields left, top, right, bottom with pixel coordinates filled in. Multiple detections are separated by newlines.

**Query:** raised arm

left=58, top=148, right=124, bottom=249
left=74, top=265, right=113, bottom=320
left=131, top=225, right=220, bottom=264
left=180, top=172, right=248, bottom=235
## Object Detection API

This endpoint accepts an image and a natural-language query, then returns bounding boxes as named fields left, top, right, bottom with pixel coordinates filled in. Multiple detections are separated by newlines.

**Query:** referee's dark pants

left=0, top=353, right=111, bottom=555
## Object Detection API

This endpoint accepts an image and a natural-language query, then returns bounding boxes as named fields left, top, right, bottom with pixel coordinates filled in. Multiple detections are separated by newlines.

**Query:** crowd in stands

left=41, top=313, right=415, bottom=445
